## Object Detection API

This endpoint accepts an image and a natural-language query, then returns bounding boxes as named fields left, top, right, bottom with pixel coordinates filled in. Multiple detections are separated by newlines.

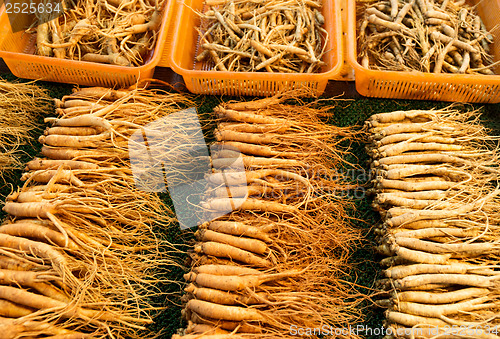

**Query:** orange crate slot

left=158, top=0, right=181, bottom=67
left=0, top=0, right=175, bottom=87
left=167, top=0, right=343, bottom=96
left=346, top=0, right=500, bottom=103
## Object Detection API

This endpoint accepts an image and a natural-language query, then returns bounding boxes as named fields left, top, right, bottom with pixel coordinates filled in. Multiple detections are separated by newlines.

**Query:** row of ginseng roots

left=0, top=87, right=365, bottom=338
left=366, top=107, right=500, bottom=338
left=0, top=86, right=193, bottom=338
left=173, top=96, right=364, bottom=338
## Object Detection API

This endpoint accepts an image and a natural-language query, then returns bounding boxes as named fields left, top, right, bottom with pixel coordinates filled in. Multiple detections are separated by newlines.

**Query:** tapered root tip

left=54, top=98, right=64, bottom=108
left=184, top=284, right=195, bottom=293
left=183, top=272, right=197, bottom=281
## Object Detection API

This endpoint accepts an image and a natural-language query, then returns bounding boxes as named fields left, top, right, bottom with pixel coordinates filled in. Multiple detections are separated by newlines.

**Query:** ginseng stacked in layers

left=173, top=96, right=364, bottom=338
left=1, top=87, right=192, bottom=338
left=366, top=107, right=500, bottom=338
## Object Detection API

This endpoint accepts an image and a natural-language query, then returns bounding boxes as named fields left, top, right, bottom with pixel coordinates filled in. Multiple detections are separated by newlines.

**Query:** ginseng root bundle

left=0, top=86, right=192, bottom=338
left=0, top=79, right=50, bottom=184
left=173, top=95, right=364, bottom=338
left=366, top=107, right=500, bottom=338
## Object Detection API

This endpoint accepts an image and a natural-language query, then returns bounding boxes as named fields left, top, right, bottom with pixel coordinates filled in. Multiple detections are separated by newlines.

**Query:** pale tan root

left=186, top=299, right=264, bottom=322
left=194, top=242, right=272, bottom=267
left=185, top=322, right=230, bottom=334
left=21, top=170, right=84, bottom=187
left=393, top=288, right=490, bottom=304
left=393, top=274, right=498, bottom=289
left=45, top=126, right=101, bottom=136
left=26, top=158, right=99, bottom=171
left=201, top=221, right=272, bottom=242
left=184, top=270, right=301, bottom=291
left=3, top=201, right=57, bottom=218
left=0, top=222, right=79, bottom=250
left=385, top=263, right=497, bottom=279
left=393, top=237, right=497, bottom=256
left=394, top=296, right=493, bottom=317
left=195, top=229, right=268, bottom=255
left=188, top=310, right=262, bottom=333
left=202, top=198, right=298, bottom=214
left=184, top=284, right=267, bottom=305
left=40, top=132, right=111, bottom=148
left=0, top=299, right=34, bottom=317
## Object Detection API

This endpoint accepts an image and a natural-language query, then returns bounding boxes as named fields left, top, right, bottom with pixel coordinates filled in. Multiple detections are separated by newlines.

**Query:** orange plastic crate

left=167, top=0, right=343, bottom=96
left=347, top=0, right=500, bottom=103
left=0, top=0, right=175, bottom=87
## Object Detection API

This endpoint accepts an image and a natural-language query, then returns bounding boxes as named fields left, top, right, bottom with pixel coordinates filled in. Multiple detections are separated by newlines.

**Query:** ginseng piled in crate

left=168, top=0, right=343, bottom=96
left=347, top=0, right=500, bottom=102
left=0, top=0, right=174, bottom=87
